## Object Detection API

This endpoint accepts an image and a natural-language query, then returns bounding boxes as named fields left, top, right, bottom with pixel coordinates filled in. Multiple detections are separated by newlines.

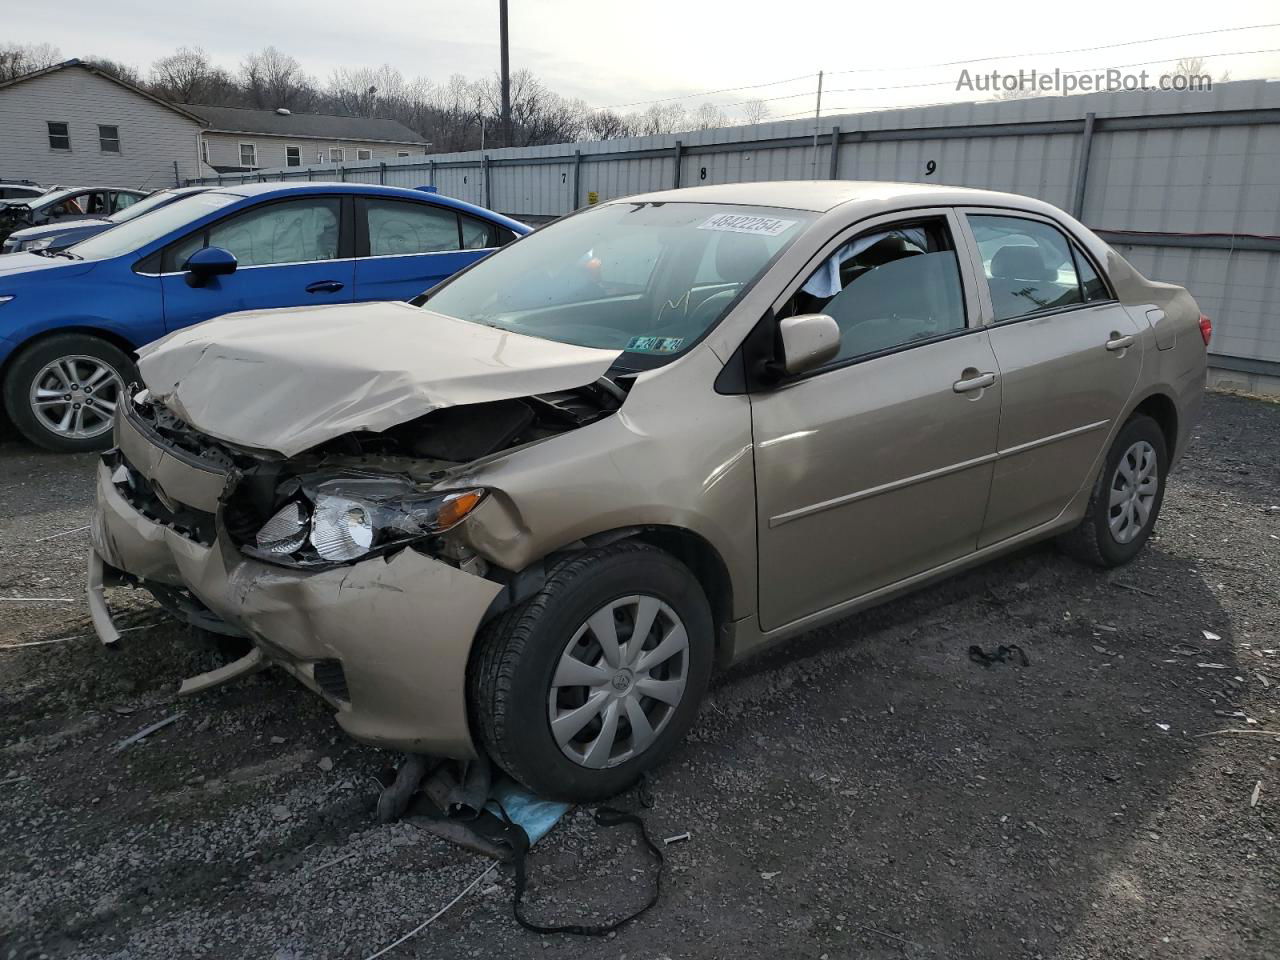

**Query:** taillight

left=1199, top=314, right=1213, bottom=347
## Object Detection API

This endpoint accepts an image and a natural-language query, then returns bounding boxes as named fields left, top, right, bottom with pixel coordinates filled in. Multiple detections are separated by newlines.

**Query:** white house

left=194, top=105, right=428, bottom=173
left=0, top=59, right=211, bottom=188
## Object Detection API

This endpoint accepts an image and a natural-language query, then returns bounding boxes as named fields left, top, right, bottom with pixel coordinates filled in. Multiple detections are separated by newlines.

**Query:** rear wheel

left=470, top=542, right=714, bottom=802
left=1058, top=414, right=1167, bottom=567
left=3, top=333, right=134, bottom=452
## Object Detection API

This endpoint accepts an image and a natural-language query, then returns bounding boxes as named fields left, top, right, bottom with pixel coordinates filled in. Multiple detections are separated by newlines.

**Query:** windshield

left=107, top=189, right=192, bottom=224
left=423, top=201, right=813, bottom=356
left=70, top=192, right=239, bottom=261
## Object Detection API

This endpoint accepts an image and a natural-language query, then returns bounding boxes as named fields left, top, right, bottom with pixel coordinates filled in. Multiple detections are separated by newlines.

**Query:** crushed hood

left=136, top=300, right=622, bottom=457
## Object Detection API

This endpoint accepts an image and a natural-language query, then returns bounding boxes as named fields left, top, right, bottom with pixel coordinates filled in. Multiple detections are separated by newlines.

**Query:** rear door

left=159, top=195, right=354, bottom=332
left=353, top=196, right=502, bottom=301
left=958, top=210, right=1143, bottom=547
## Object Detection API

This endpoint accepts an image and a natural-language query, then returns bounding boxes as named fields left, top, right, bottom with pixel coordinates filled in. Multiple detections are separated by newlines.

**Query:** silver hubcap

left=1108, top=439, right=1159, bottom=544
left=548, top=595, right=689, bottom=769
left=29, top=355, right=122, bottom=440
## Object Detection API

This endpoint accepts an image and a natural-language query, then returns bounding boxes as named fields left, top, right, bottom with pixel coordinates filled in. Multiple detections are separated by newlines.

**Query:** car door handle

left=306, top=280, right=344, bottom=294
left=1105, top=333, right=1135, bottom=351
left=953, top=371, right=997, bottom=393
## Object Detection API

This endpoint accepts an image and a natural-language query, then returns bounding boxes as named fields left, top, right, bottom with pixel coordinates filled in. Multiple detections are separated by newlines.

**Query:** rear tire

left=470, top=542, right=714, bottom=802
left=1058, top=414, right=1167, bottom=568
left=3, top=333, right=135, bottom=453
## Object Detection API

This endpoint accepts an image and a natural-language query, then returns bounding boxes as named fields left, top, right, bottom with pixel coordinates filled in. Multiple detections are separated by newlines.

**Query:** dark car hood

left=7, top=217, right=110, bottom=243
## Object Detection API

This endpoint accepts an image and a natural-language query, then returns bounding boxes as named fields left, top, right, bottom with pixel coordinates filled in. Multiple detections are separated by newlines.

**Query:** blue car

left=1, top=186, right=211, bottom=255
left=0, top=183, right=530, bottom=451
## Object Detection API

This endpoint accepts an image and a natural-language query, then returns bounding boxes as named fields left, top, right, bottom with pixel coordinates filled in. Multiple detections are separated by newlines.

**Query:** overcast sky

left=10, top=0, right=1280, bottom=118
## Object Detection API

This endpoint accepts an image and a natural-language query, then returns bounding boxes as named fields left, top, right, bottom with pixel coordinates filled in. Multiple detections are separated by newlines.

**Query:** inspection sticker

left=697, top=213, right=797, bottom=236
left=626, top=336, right=685, bottom=353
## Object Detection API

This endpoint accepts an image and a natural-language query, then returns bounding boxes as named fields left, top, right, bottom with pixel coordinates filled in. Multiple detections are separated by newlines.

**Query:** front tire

left=3, top=333, right=135, bottom=452
left=470, top=542, right=714, bottom=802
left=1058, top=414, right=1167, bottom=567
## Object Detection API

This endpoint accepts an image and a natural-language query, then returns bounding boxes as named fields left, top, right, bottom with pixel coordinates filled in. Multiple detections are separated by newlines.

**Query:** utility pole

left=811, top=70, right=824, bottom=177
left=499, top=0, right=512, bottom=148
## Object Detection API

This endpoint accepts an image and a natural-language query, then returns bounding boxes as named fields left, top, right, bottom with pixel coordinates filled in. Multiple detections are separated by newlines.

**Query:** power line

left=592, top=21, right=1279, bottom=113
left=826, top=20, right=1280, bottom=76
left=762, top=46, right=1280, bottom=120
left=598, top=72, right=816, bottom=110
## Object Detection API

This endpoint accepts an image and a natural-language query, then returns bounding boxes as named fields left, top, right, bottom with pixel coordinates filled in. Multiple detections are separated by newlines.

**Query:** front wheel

left=470, top=542, right=714, bottom=802
left=3, top=333, right=135, bottom=452
left=1058, top=414, right=1168, bottom=567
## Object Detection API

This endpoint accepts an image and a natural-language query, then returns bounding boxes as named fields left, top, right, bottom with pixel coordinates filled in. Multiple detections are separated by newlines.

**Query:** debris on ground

left=110, top=713, right=183, bottom=753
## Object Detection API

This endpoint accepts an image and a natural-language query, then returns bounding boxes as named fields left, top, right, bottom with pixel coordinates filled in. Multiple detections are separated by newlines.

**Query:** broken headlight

left=252, top=476, right=485, bottom=565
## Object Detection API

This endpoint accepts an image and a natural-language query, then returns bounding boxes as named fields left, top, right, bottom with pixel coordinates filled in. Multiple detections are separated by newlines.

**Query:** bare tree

left=740, top=99, right=771, bottom=124
left=240, top=46, right=315, bottom=110
left=693, top=102, right=729, bottom=130
left=86, top=56, right=142, bottom=86
left=584, top=109, right=637, bottom=140
left=1171, top=57, right=1229, bottom=83
left=638, top=102, right=688, bottom=135
left=0, top=42, right=61, bottom=81
left=151, top=46, right=234, bottom=104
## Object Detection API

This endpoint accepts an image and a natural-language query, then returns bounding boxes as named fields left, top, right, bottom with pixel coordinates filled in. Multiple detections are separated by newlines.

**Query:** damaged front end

left=89, top=374, right=627, bottom=755
left=220, top=383, right=625, bottom=573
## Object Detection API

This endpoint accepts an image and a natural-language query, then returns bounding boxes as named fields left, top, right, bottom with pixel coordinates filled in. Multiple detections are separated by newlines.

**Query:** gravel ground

left=1, top=391, right=1277, bottom=960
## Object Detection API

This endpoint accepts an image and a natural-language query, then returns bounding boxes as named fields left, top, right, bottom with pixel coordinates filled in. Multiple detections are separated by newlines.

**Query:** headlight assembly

left=22, top=238, right=54, bottom=252
left=249, top=474, right=486, bottom=566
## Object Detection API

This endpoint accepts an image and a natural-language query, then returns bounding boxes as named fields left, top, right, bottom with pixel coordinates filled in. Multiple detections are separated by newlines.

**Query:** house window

left=328, top=147, right=345, bottom=163
left=98, top=125, right=121, bottom=153
left=201, top=138, right=209, bottom=163
left=397, top=151, right=411, bottom=158
left=286, top=145, right=302, bottom=167
left=239, top=143, right=257, bottom=168
left=47, top=121, right=70, bottom=150
left=356, top=148, right=373, bottom=161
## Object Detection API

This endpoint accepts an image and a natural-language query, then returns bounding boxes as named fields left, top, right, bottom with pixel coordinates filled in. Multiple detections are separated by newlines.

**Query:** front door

left=752, top=212, right=1001, bottom=632
left=959, top=211, right=1143, bottom=547
left=159, top=196, right=354, bottom=332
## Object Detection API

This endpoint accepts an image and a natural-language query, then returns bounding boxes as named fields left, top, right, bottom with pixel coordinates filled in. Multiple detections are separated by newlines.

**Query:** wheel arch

left=480, top=523, right=738, bottom=669
left=1125, top=389, right=1179, bottom=460
left=0, top=324, right=140, bottom=386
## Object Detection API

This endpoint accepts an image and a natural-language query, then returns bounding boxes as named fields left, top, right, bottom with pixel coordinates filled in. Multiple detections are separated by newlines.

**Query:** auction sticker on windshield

left=698, top=213, right=797, bottom=236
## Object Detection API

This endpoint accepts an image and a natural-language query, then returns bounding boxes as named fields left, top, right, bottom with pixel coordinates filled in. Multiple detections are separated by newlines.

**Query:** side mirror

left=777, top=313, right=840, bottom=376
left=184, top=246, right=237, bottom=287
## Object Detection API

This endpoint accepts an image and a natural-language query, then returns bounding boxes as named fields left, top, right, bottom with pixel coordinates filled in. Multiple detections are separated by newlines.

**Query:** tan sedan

left=89, top=181, right=1208, bottom=801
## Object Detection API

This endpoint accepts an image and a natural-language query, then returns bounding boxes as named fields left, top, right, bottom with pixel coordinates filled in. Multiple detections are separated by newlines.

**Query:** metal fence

left=189, top=79, right=1280, bottom=380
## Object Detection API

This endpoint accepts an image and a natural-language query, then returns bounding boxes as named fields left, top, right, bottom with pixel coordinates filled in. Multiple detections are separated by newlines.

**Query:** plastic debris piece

left=1202, top=630, right=1222, bottom=641
left=1250, top=781, right=1262, bottom=807
left=662, top=831, right=691, bottom=845
left=112, top=713, right=183, bottom=752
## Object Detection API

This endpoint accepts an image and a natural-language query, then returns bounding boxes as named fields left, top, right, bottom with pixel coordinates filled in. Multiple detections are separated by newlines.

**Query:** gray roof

left=191, top=104, right=426, bottom=145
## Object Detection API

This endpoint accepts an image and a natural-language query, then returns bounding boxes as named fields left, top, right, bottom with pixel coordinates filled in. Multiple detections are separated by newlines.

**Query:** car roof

left=619, top=180, right=1059, bottom=215
left=211, top=181, right=529, bottom=231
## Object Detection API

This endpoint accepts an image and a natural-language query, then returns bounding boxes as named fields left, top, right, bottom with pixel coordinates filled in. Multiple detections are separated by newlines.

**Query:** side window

left=366, top=199, right=460, bottom=256
left=166, top=198, right=341, bottom=270
left=782, top=218, right=968, bottom=364
left=85, top=192, right=109, bottom=216
left=111, top=192, right=139, bottom=213
left=459, top=214, right=497, bottom=250
left=967, top=215, right=1087, bottom=321
left=1072, top=244, right=1111, bottom=302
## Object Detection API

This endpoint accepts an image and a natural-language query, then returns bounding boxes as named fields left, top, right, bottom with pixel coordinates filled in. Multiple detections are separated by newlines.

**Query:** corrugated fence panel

left=1118, top=244, right=1280, bottom=363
